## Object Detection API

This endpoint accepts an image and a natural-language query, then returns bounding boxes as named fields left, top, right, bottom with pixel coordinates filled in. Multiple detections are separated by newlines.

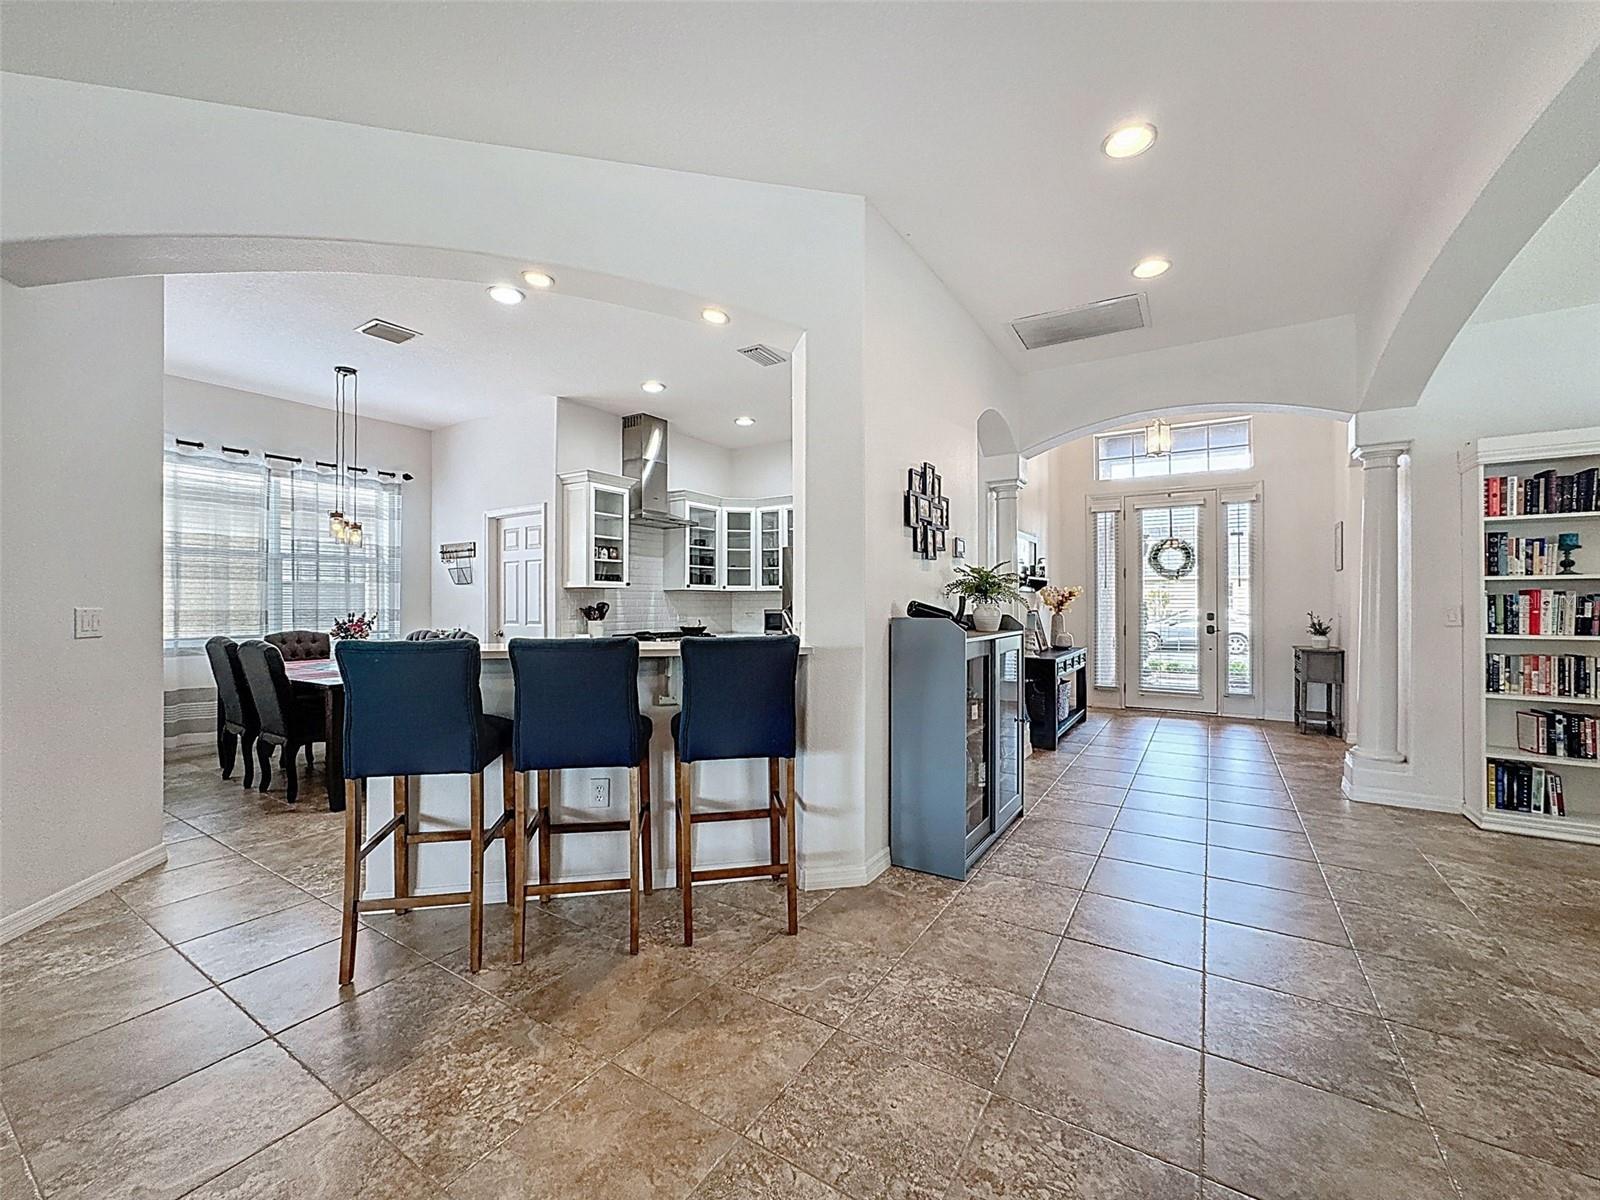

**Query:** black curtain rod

left=175, top=439, right=412, bottom=480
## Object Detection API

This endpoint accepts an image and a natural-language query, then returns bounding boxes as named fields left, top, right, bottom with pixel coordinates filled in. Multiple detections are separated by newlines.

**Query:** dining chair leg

left=216, top=701, right=229, bottom=772
left=639, top=753, right=654, bottom=896
left=536, top=770, right=553, bottom=906
left=304, top=743, right=315, bottom=769
left=257, top=740, right=274, bottom=792
left=392, top=775, right=410, bottom=902
left=220, top=729, right=238, bottom=780
left=513, top=769, right=529, bottom=964
left=242, top=735, right=256, bottom=789
left=784, top=757, right=799, bottom=935
left=676, top=754, right=693, bottom=946
left=338, top=778, right=365, bottom=986
left=501, top=753, right=517, bottom=906
left=469, top=771, right=485, bottom=974
left=628, top=765, right=642, bottom=955
left=768, top=758, right=782, bottom=867
left=284, top=746, right=300, bottom=805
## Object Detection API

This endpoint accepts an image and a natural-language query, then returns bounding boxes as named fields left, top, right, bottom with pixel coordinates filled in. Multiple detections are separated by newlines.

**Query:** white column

left=1347, top=442, right=1409, bottom=769
left=989, top=478, right=1022, bottom=570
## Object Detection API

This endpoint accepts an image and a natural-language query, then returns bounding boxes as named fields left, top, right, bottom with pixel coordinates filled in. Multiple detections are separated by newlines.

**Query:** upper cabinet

left=664, top=491, right=792, bottom=591
left=723, top=507, right=756, bottom=590
left=664, top=494, right=723, bottom=590
left=758, top=506, right=785, bottom=590
left=560, top=470, right=631, bottom=588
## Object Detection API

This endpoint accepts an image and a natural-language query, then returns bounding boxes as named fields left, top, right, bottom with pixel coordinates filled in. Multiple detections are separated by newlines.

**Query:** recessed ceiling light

left=641, top=380, right=667, bottom=395
left=701, top=307, right=730, bottom=326
left=1132, top=256, right=1171, bottom=279
left=488, top=285, right=525, bottom=305
left=521, top=270, right=555, bottom=290
left=1102, top=122, right=1157, bottom=159
left=734, top=416, right=755, bottom=427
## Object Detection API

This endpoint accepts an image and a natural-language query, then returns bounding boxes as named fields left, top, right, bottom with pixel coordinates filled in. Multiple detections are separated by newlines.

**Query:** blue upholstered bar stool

left=508, top=637, right=653, bottom=956
left=673, top=635, right=801, bottom=944
left=335, top=639, right=514, bottom=981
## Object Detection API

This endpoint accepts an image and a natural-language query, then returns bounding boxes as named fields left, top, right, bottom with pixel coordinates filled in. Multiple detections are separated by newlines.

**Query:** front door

left=492, top=508, right=546, bottom=640
left=1122, top=491, right=1219, bottom=713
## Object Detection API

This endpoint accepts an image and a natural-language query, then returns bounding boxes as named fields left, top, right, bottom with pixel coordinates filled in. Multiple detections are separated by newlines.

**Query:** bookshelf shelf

left=1469, top=428, right=1600, bottom=842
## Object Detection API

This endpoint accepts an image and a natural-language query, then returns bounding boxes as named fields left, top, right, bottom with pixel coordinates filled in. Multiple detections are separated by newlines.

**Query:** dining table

left=283, top=657, right=346, bottom=811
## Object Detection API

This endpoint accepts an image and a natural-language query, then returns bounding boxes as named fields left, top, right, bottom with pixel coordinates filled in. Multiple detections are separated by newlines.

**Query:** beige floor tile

left=900, top=909, right=1059, bottom=996
left=1068, top=892, right=1204, bottom=970
left=1438, top=1131, right=1600, bottom=1200
left=138, top=876, right=315, bottom=943
left=688, top=1138, right=844, bottom=1199
left=1205, top=848, right=1328, bottom=895
left=949, top=1095, right=1201, bottom=1199
left=26, top=1041, right=336, bottom=1200
left=451, top=1065, right=735, bottom=1200
left=1121, top=789, right=1209, bottom=819
left=1335, top=899, right=1504, bottom=969
left=2, top=989, right=263, bottom=1152
left=350, top=1007, right=599, bottom=1179
left=159, top=835, right=239, bottom=871
left=163, top=815, right=204, bottom=843
left=997, top=1002, right=1202, bottom=1169
left=1035, top=797, right=1122, bottom=828
left=0, top=946, right=210, bottom=1068
left=981, top=839, right=1097, bottom=890
left=116, top=852, right=283, bottom=913
left=222, top=929, right=428, bottom=1033
left=185, top=1105, right=437, bottom=1199
left=1006, top=815, right=1111, bottom=856
left=1102, top=829, right=1208, bottom=874
left=1114, top=809, right=1208, bottom=844
left=1205, top=878, right=1349, bottom=946
left=1087, top=857, right=1206, bottom=915
left=1203, top=1057, right=1454, bottom=1200
left=749, top=1032, right=988, bottom=1200
left=1320, top=864, right=1476, bottom=924
left=723, top=927, right=895, bottom=1026
left=843, top=960, right=1031, bottom=1087
left=707, top=878, right=832, bottom=921
left=1039, top=937, right=1202, bottom=1048
left=946, top=870, right=1081, bottom=934
left=0, top=904, right=166, bottom=998
left=1208, top=801, right=1303, bottom=832
left=1205, top=821, right=1316, bottom=861
left=177, top=899, right=344, bottom=982
left=1205, top=922, right=1375, bottom=1012
left=1128, top=775, right=1210, bottom=801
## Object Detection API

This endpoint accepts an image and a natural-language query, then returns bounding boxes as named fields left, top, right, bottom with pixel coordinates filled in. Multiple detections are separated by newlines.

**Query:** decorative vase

left=972, top=603, right=1002, bottom=633
left=1309, top=634, right=1330, bottom=649
left=1051, top=611, right=1074, bottom=648
left=586, top=620, right=605, bottom=638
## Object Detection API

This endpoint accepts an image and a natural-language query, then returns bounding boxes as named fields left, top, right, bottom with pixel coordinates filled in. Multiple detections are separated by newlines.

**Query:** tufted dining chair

left=265, top=629, right=332, bottom=661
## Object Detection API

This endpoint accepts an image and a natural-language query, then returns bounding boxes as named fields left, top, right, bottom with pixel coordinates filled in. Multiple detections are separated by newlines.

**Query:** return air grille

left=1011, top=294, right=1147, bottom=350
left=357, top=318, right=421, bottom=345
left=736, top=343, right=789, bottom=367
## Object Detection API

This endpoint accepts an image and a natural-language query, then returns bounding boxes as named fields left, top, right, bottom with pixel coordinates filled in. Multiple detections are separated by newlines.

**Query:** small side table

left=1293, top=646, right=1344, bottom=736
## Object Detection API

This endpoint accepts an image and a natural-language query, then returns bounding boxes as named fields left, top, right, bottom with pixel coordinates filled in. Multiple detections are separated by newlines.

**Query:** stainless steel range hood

left=622, top=413, right=692, bottom=528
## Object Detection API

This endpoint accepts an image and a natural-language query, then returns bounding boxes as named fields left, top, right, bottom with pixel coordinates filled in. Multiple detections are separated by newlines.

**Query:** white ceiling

left=6, top=3, right=1599, bottom=375
left=163, top=272, right=792, bottom=443
left=1470, top=165, right=1600, bottom=324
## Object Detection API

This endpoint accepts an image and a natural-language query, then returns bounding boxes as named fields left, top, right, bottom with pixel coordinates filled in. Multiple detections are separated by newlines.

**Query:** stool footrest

left=483, top=809, right=516, bottom=844
left=410, top=828, right=471, bottom=845
left=548, top=818, right=632, bottom=835
left=523, top=877, right=630, bottom=898
left=358, top=890, right=472, bottom=913
left=359, top=814, right=405, bottom=860
left=691, top=863, right=788, bottom=883
left=690, top=806, right=771, bottom=825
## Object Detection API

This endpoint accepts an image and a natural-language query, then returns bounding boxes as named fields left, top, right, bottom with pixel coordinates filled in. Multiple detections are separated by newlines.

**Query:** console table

left=1024, top=646, right=1088, bottom=749
left=1293, top=645, right=1345, bottom=736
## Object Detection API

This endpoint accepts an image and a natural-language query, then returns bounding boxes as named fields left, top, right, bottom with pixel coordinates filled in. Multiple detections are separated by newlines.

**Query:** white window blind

left=163, top=449, right=402, bottom=649
left=1093, top=509, right=1119, bottom=687
left=1224, top=500, right=1256, bottom=696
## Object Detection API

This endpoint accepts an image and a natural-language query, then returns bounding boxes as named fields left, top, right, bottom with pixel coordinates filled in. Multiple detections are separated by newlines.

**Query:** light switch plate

left=1443, top=605, right=1463, bottom=628
left=73, top=606, right=104, bottom=639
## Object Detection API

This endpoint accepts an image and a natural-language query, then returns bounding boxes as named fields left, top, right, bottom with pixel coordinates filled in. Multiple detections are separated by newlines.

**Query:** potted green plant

left=944, top=562, right=1024, bottom=633
left=1306, top=611, right=1333, bottom=649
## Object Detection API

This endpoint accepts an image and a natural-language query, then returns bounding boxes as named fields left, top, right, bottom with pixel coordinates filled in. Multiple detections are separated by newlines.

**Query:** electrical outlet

left=1444, top=605, right=1463, bottom=628
left=73, top=607, right=104, bottom=639
left=587, top=777, right=611, bottom=808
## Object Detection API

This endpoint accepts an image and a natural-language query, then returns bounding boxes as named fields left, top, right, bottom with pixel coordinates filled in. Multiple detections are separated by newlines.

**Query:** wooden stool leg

left=469, top=771, right=485, bottom=974
left=537, top=770, right=553, bottom=905
left=501, top=753, right=517, bottom=905
left=338, top=778, right=365, bottom=986
left=639, top=753, right=654, bottom=896
left=513, top=769, right=529, bottom=963
left=628, top=765, right=642, bottom=955
left=677, top=754, right=693, bottom=946
left=392, top=775, right=410, bottom=901
left=784, top=757, right=799, bottom=935
left=768, top=758, right=781, bottom=867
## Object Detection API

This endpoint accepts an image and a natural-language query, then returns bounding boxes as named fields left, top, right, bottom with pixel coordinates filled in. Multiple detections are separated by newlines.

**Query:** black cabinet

left=1024, top=647, right=1088, bottom=749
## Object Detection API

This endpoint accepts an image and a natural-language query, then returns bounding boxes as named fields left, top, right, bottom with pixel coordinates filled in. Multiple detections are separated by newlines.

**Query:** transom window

left=1095, top=418, right=1252, bottom=482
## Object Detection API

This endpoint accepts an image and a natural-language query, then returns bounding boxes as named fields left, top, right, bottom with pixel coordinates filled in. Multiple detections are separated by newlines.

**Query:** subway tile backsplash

left=560, top=524, right=780, bottom=637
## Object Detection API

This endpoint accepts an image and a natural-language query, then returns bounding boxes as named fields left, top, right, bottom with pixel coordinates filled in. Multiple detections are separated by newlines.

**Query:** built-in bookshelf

left=1466, top=427, right=1600, bottom=844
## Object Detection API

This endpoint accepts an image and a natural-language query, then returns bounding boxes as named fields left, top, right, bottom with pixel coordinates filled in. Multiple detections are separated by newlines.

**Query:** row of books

left=1484, top=467, right=1600, bottom=516
left=1485, top=653, right=1599, bottom=699
left=1515, top=708, right=1600, bottom=760
left=1485, top=590, right=1600, bottom=637
left=1483, top=533, right=1573, bottom=577
left=1487, top=757, right=1566, bottom=815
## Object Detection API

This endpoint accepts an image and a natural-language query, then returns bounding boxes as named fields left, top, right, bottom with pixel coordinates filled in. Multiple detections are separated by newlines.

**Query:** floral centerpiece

left=331, top=611, right=375, bottom=641
left=1038, top=584, right=1084, bottom=648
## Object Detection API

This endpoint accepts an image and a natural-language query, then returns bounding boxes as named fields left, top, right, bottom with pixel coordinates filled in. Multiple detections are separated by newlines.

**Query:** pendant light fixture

left=328, top=366, right=363, bottom=545
left=1145, top=417, right=1173, bottom=457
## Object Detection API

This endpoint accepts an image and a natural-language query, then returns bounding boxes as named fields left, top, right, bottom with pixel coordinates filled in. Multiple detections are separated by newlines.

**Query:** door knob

left=1206, top=624, right=1216, bottom=634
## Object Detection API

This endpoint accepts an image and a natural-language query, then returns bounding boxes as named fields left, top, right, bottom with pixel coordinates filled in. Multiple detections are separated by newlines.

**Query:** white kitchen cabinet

left=758, top=505, right=785, bottom=590
left=664, top=494, right=723, bottom=590
left=664, top=491, right=792, bottom=591
left=559, top=471, right=631, bottom=588
left=723, top=506, right=756, bottom=590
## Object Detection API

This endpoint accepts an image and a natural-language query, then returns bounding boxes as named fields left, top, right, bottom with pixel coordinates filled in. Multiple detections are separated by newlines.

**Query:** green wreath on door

left=1147, top=536, right=1195, bottom=580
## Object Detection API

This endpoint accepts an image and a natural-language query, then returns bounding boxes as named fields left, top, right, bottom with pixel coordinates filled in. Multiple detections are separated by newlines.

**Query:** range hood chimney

left=622, top=413, right=691, bottom=528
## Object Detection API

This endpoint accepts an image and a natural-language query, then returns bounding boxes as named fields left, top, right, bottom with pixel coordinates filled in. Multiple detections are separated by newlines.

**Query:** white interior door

left=493, top=509, right=546, bottom=640
left=1122, top=491, right=1220, bottom=713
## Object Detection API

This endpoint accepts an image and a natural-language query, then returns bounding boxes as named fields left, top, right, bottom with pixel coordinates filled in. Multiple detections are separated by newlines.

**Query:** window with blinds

left=1096, top=418, right=1251, bottom=481
left=1093, top=509, right=1119, bottom=687
left=163, top=450, right=402, bottom=649
left=1224, top=500, right=1256, bottom=696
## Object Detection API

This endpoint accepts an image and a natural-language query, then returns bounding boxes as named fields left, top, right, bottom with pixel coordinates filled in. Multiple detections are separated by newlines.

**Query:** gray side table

left=1293, top=646, right=1345, bottom=736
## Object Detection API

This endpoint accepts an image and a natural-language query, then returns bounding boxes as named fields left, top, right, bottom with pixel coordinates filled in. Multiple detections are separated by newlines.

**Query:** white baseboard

left=0, top=842, right=169, bottom=944
left=801, top=846, right=891, bottom=891
left=1341, top=753, right=1459, bottom=813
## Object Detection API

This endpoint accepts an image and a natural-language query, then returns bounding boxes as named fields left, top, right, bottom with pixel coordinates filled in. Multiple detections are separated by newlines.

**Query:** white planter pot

left=1309, top=634, right=1330, bottom=649
left=972, top=604, right=1002, bottom=633
left=1051, top=611, right=1074, bottom=648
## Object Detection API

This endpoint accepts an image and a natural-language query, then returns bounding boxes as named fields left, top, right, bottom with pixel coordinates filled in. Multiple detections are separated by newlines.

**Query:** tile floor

left=5, top=714, right=1600, bottom=1198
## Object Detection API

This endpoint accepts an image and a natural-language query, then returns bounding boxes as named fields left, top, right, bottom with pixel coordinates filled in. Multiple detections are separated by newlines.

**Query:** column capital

left=987, top=478, right=1025, bottom=499
left=1352, top=440, right=1411, bottom=469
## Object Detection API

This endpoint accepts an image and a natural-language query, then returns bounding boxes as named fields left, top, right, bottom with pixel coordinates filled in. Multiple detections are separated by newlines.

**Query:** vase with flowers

left=1038, top=585, right=1084, bottom=648
left=331, top=611, right=375, bottom=641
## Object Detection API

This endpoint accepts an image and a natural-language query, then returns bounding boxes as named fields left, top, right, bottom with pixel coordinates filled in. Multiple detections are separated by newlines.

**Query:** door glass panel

left=725, top=510, right=753, bottom=587
left=993, top=643, right=1021, bottom=811
left=965, top=654, right=990, bottom=840
left=1137, top=504, right=1203, bottom=694
left=688, top=506, right=718, bottom=587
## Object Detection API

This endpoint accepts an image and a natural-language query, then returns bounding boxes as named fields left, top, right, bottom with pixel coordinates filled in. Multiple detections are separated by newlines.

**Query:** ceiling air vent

left=1010, top=294, right=1147, bottom=351
left=736, top=343, right=789, bottom=367
left=356, top=318, right=422, bottom=345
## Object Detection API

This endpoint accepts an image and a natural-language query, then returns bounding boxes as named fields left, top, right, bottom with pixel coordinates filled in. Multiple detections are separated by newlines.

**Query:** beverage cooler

left=889, top=617, right=1025, bottom=879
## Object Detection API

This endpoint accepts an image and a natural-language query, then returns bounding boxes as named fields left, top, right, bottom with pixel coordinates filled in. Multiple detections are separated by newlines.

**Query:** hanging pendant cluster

left=328, top=365, right=363, bottom=546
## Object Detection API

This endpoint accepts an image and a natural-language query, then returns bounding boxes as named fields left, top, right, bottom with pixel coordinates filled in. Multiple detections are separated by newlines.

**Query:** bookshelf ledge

left=1486, top=746, right=1600, bottom=771
left=1484, top=693, right=1600, bottom=706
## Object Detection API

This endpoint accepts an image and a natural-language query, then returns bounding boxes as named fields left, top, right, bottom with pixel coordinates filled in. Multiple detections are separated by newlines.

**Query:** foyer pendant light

left=1145, top=417, right=1173, bottom=457
left=328, top=366, right=363, bottom=545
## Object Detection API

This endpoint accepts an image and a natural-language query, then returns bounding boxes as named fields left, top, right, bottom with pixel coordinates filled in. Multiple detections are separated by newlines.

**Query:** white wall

left=1353, top=302, right=1600, bottom=809
left=729, top=438, right=794, bottom=498
left=1, top=278, right=167, bottom=930
left=162, top=375, right=434, bottom=696
left=1032, top=411, right=1349, bottom=722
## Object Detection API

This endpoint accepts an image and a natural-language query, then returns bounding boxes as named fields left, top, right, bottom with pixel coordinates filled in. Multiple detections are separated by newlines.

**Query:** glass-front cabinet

left=559, top=470, right=632, bottom=589
left=759, top=506, right=784, bottom=589
left=685, top=503, right=721, bottom=589
left=665, top=491, right=794, bottom=592
left=722, top=507, right=755, bottom=590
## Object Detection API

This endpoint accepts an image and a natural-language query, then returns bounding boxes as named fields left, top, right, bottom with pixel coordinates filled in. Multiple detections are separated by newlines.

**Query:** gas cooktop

left=630, top=629, right=713, bottom=642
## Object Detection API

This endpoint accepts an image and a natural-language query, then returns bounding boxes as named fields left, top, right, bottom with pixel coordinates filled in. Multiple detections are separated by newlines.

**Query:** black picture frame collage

left=904, top=461, right=950, bottom=559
